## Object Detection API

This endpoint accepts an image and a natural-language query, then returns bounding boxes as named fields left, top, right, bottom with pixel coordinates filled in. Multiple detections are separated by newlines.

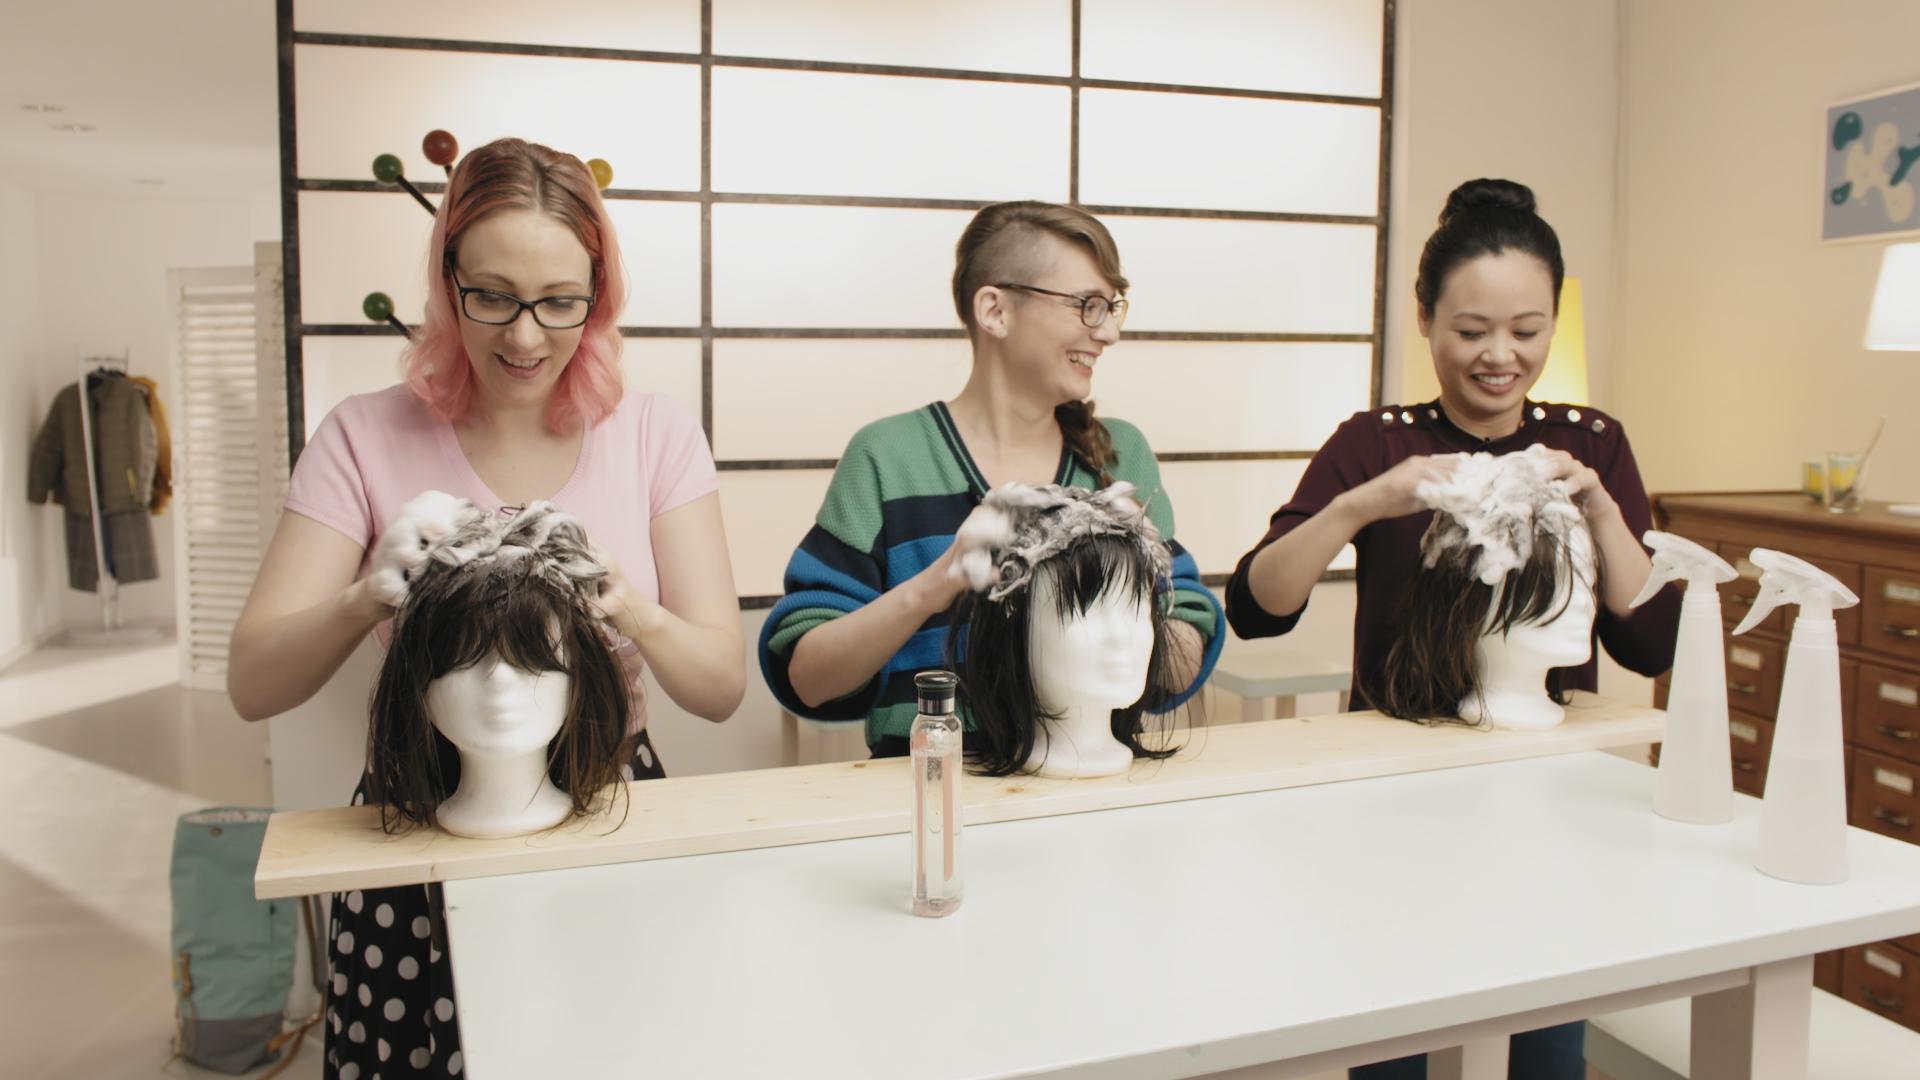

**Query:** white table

left=1207, top=638, right=1352, bottom=723
left=442, top=753, right=1920, bottom=1079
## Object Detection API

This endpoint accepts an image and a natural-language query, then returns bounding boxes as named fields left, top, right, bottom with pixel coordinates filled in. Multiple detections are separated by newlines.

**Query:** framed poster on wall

left=1824, top=79, right=1920, bottom=243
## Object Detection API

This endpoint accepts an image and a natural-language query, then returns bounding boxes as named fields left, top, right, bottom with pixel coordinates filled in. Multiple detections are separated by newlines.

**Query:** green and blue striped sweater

left=758, top=402, right=1224, bottom=747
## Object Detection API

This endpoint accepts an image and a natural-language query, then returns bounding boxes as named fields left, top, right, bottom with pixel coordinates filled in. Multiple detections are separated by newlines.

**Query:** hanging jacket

left=129, top=374, right=173, bottom=514
left=28, top=374, right=161, bottom=590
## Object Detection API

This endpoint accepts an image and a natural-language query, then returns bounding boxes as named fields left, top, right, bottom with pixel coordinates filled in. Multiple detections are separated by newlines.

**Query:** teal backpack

left=169, top=807, right=323, bottom=1075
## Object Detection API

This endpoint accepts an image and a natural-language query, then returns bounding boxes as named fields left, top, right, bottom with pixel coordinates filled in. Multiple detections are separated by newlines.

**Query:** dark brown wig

left=1368, top=521, right=1599, bottom=726
left=365, top=506, right=630, bottom=833
left=951, top=534, right=1182, bottom=776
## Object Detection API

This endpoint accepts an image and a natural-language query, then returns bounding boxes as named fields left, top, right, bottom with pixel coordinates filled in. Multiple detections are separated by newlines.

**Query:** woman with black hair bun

left=1225, top=178, right=1683, bottom=1078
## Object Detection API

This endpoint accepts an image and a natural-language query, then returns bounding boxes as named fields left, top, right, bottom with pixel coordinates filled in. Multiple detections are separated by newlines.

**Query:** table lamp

left=1865, top=242, right=1920, bottom=351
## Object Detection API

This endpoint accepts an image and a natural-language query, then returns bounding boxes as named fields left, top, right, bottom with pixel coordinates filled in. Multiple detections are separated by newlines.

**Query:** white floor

left=0, top=637, right=324, bottom=1080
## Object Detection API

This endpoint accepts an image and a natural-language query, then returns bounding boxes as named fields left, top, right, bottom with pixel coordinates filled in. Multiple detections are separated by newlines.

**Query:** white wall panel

left=299, top=193, right=699, bottom=327
left=1081, top=0, right=1383, bottom=98
left=712, top=339, right=972, bottom=460
left=713, top=0, right=1070, bottom=75
left=718, top=470, right=835, bottom=597
left=1089, top=342, right=1370, bottom=453
left=1105, top=217, right=1377, bottom=334
left=1160, top=459, right=1313, bottom=578
left=712, top=69, right=1068, bottom=201
left=1080, top=91, right=1379, bottom=215
left=301, top=337, right=410, bottom=436
left=605, top=201, right=702, bottom=326
left=712, top=205, right=973, bottom=328
left=294, top=0, right=701, bottom=52
left=299, top=191, right=433, bottom=326
left=301, top=336, right=701, bottom=440
left=618, top=339, right=704, bottom=419
left=295, top=46, right=700, bottom=190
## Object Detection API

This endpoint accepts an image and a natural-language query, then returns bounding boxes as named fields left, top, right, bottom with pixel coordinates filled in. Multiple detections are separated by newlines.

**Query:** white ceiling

left=0, top=0, right=278, bottom=200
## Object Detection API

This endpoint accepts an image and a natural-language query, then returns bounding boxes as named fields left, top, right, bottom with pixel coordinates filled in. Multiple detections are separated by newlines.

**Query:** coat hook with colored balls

left=363, top=292, right=409, bottom=337
left=588, top=158, right=613, bottom=190
left=422, top=129, right=458, bottom=177
left=372, top=154, right=435, bottom=215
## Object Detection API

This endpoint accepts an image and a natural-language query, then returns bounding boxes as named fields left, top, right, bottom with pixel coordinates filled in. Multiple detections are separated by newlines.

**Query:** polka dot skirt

left=324, top=728, right=666, bottom=1078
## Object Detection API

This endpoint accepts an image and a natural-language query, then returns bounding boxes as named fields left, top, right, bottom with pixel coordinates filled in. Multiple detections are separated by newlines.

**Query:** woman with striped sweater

left=758, top=201, right=1223, bottom=757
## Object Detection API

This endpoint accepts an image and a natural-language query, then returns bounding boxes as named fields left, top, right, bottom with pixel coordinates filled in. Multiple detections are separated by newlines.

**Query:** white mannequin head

left=955, top=483, right=1182, bottom=777
left=367, top=500, right=632, bottom=837
left=1375, top=448, right=1600, bottom=727
left=1024, top=567, right=1157, bottom=777
left=425, top=651, right=575, bottom=837
left=1458, top=521, right=1597, bottom=730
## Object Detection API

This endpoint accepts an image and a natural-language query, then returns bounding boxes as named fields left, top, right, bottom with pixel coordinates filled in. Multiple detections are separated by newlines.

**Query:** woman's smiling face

left=449, top=208, right=594, bottom=415
left=1420, top=250, right=1557, bottom=430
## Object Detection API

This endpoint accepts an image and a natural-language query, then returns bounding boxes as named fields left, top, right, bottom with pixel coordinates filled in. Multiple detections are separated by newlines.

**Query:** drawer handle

left=1876, top=724, right=1920, bottom=742
left=1734, top=761, right=1756, bottom=772
left=1730, top=680, right=1761, bottom=695
left=1863, top=989, right=1904, bottom=1013
left=1873, top=808, right=1914, bottom=830
left=1885, top=624, right=1920, bottom=640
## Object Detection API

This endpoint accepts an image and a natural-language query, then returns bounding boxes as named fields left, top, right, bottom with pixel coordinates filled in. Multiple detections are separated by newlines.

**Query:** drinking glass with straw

left=1826, top=415, right=1885, bottom=513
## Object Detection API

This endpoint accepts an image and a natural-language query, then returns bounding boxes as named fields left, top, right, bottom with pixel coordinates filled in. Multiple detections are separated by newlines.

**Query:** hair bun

left=1439, top=178, right=1537, bottom=224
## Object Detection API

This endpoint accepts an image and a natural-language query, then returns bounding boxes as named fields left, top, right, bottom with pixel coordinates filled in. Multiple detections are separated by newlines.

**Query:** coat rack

left=66, top=349, right=163, bottom=646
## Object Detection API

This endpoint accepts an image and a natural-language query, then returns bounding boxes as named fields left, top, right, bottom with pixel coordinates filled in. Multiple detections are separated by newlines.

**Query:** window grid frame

left=275, top=0, right=1396, bottom=600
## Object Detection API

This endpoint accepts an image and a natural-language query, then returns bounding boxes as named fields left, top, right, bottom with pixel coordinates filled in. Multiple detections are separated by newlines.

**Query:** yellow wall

left=1614, top=0, right=1920, bottom=501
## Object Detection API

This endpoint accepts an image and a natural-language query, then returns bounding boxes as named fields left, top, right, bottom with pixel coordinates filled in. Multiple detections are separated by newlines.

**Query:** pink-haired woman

left=229, top=138, right=743, bottom=1078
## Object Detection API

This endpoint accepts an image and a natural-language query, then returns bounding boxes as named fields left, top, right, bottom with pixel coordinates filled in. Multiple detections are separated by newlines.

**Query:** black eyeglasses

left=450, top=270, right=596, bottom=329
left=995, top=283, right=1130, bottom=329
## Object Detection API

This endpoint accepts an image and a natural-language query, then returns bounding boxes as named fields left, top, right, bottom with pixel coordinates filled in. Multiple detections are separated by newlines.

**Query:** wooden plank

left=255, top=692, right=1664, bottom=899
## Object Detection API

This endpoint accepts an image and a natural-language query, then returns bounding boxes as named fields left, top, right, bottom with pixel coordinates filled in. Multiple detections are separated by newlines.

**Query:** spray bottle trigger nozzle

left=1731, top=547, right=1859, bottom=635
left=1632, top=530, right=1736, bottom=610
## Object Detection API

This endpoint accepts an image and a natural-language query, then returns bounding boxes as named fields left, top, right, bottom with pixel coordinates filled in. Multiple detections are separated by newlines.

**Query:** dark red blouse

left=1225, top=400, right=1682, bottom=708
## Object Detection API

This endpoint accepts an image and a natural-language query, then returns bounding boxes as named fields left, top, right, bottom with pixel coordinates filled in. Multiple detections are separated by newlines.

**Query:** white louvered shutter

left=167, top=245, right=287, bottom=690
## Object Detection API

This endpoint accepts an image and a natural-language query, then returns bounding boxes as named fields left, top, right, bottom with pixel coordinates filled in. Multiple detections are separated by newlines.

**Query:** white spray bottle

left=1732, top=550, right=1860, bottom=884
left=1633, top=531, right=1738, bottom=824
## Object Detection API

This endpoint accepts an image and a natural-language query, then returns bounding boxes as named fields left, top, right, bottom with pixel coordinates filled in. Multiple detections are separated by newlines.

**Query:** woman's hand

left=364, top=490, right=475, bottom=607
left=1531, top=446, right=1622, bottom=525
left=1528, top=445, right=1652, bottom=616
left=908, top=502, right=1013, bottom=615
left=588, top=544, right=667, bottom=643
left=1340, top=453, right=1466, bottom=524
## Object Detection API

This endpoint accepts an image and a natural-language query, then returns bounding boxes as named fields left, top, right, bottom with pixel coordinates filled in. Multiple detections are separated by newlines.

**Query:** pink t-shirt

left=283, top=384, right=719, bottom=731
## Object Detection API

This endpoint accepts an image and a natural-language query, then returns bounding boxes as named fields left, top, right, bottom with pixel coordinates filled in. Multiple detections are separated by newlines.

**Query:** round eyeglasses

left=451, top=270, right=595, bottom=329
left=995, top=282, right=1130, bottom=329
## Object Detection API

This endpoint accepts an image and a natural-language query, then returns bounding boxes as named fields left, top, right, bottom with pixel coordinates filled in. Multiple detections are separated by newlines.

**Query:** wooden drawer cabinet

left=1864, top=567, right=1920, bottom=666
left=1655, top=493, right=1920, bottom=1034
left=1728, top=710, right=1773, bottom=796
left=1843, top=942, right=1920, bottom=1029
left=1858, top=663, right=1920, bottom=761
left=1853, top=748, right=1920, bottom=844
left=1816, top=949, right=1844, bottom=995
left=1724, top=637, right=1785, bottom=720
